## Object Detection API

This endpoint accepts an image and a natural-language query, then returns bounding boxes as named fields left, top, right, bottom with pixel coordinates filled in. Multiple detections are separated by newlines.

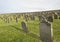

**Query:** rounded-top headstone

left=21, top=21, right=28, bottom=33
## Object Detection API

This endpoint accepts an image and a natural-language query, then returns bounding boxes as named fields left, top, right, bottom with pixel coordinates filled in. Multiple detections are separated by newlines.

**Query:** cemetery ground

left=0, top=15, right=60, bottom=42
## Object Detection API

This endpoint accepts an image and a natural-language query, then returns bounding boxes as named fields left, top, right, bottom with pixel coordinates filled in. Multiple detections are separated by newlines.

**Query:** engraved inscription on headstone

left=30, top=15, right=35, bottom=20
left=38, top=16, right=41, bottom=21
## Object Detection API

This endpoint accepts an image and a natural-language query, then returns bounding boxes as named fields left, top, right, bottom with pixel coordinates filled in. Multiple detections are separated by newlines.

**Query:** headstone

left=7, top=17, right=10, bottom=23
left=47, top=16, right=53, bottom=22
left=24, top=15, right=28, bottom=21
left=40, top=16, right=53, bottom=42
left=17, top=15, right=20, bottom=18
left=10, top=17, right=12, bottom=21
left=30, top=16, right=35, bottom=20
left=54, top=12, right=58, bottom=19
left=16, top=17, right=18, bottom=23
left=21, top=21, right=28, bottom=33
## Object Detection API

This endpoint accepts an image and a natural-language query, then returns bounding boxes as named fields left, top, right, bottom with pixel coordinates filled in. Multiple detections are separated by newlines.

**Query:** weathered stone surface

left=38, top=16, right=41, bottom=21
left=15, top=17, right=18, bottom=23
left=54, top=14, right=58, bottom=19
left=59, top=17, right=60, bottom=19
left=30, top=15, right=35, bottom=20
left=21, top=21, right=28, bottom=33
left=47, top=16, right=53, bottom=22
left=40, top=16, right=53, bottom=42
left=24, top=15, right=28, bottom=21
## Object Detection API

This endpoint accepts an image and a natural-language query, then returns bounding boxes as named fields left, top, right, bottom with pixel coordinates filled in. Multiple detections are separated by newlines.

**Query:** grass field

left=0, top=14, right=60, bottom=42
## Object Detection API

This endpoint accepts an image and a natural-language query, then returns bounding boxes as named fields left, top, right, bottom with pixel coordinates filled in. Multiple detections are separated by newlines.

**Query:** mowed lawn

left=0, top=15, right=60, bottom=42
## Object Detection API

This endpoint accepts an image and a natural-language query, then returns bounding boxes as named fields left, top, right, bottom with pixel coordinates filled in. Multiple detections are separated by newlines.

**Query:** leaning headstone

left=38, top=16, right=41, bottom=21
left=7, top=17, right=10, bottom=23
left=5, top=17, right=10, bottom=23
left=40, top=16, right=53, bottom=42
left=10, top=17, right=12, bottom=21
left=15, top=17, right=18, bottom=23
left=21, top=21, right=28, bottom=33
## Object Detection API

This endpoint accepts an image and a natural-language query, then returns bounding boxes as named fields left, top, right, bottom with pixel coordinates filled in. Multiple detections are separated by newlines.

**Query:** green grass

left=53, top=19, right=60, bottom=42
left=0, top=15, right=60, bottom=42
left=0, top=15, right=42, bottom=42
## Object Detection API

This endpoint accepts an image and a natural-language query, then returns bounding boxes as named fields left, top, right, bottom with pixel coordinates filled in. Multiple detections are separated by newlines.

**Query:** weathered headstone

left=24, top=15, right=28, bottom=21
left=54, top=12, right=58, bottom=19
left=17, top=15, right=20, bottom=18
left=30, top=15, right=35, bottom=20
left=5, top=16, right=10, bottom=23
left=40, top=16, right=53, bottom=42
left=21, top=21, right=28, bottom=33
left=47, top=16, right=53, bottom=22
left=15, top=17, right=18, bottom=23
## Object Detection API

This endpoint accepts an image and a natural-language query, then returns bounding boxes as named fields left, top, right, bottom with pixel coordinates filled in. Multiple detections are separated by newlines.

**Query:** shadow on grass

left=10, top=25, right=40, bottom=40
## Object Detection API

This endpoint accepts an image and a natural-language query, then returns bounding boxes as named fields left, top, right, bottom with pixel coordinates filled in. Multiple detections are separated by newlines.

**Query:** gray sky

left=0, top=0, right=60, bottom=13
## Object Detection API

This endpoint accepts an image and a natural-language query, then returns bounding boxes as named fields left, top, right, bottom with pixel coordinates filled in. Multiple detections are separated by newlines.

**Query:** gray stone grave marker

left=30, top=15, right=35, bottom=20
left=54, top=12, right=58, bottom=19
left=21, top=21, right=28, bottom=33
left=40, top=16, right=53, bottom=42
left=47, top=16, right=53, bottom=22
left=16, top=17, right=18, bottom=23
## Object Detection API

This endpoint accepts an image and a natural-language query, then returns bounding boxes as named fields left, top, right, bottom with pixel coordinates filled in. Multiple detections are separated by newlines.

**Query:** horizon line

left=0, top=9, right=60, bottom=14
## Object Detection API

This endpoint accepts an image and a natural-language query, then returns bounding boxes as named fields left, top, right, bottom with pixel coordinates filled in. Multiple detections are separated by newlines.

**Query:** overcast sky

left=0, top=0, right=60, bottom=13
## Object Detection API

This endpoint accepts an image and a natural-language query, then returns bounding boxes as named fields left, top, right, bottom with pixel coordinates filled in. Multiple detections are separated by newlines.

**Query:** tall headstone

left=21, top=21, right=28, bottom=33
left=16, top=17, right=18, bottom=23
left=54, top=14, right=58, bottom=19
left=40, top=16, right=53, bottom=42
left=38, top=16, right=41, bottom=21
left=54, top=12, right=58, bottom=19
left=7, top=17, right=10, bottom=23
left=24, top=15, right=28, bottom=21
left=5, top=16, right=10, bottom=23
